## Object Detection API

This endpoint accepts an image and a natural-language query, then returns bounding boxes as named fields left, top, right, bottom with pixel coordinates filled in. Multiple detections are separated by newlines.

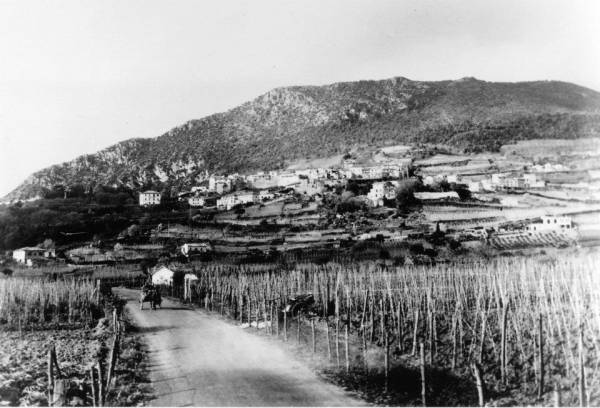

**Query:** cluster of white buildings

left=531, top=163, right=570, bottom=173
left=216, top=191, right=258, bottom=211
left=345, top=164, right=409, bottom=180
left=140, top=161, right=411, bottom=210
left=423, top=172, right=546, bottom=193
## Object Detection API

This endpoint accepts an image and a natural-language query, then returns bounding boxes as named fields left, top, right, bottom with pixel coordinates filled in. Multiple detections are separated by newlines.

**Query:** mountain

left=5, top=76, right=600, bottom=201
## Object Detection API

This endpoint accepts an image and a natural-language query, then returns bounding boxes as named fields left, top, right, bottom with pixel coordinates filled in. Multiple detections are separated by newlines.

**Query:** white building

left=151, top=265, right=175, bottom=286
left=188, top=196, right=206, bottom=207
left=423, top=176, right=435, bottom=186
left=139, top=190, right=161, bottom=206
left=257, top=190, right=275, bottom=201
left=528, top=215, right=573, bottom=232
left=523, top=173, right=546, bottom=189
left=294, top=168, right=328, bottom=180
left=247, top=172, right=277, bottom=189
left=296, top=178, right=325, bottom=196
left=12, top=247, right=46, bottom=263
left=468, top=181, right=482, bottom=192
left=367, top=181, right=398, bottom=207
left=277, top=172, right=300, bottom=187
left=208, top=176, right=231, bottom=194
left=181, top=242, right=212, bottom=256
left=447, top=174, right=459, bottom=183
left=217, top=191, right=257, bottom=210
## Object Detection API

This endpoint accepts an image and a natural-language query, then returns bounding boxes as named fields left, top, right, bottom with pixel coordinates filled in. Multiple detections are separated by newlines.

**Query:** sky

left=0, top=0, right=599, bottom=196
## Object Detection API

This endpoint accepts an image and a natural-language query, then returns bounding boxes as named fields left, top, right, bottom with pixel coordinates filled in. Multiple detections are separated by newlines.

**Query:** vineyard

left=0, top=278, right=100, bottom=326
left=186, top=252, right=600, bottom=405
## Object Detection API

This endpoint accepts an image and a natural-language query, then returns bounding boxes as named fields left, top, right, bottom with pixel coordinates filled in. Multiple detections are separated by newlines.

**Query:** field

left=0, top=278, right=99, bottom=326
left=489, top=231, right=578, bottom=250
left=501, top=138, right=600, bottom=159
left=187, top=251, right=600, bottom=405
left=0, top=277, right=152, bottom=406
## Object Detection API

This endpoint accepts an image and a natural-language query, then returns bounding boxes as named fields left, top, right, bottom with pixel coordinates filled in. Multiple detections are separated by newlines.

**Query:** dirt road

left=115, top=288, right=364, bottom=406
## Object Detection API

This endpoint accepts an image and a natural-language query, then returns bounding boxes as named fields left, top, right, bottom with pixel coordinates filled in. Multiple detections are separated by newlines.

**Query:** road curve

left=115, top=288, right=364, bottom=407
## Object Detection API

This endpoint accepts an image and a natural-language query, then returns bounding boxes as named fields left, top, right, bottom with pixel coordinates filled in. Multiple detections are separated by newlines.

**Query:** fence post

left=325, top=321, right=332, bottom=361
left=51, top=345, right=62, bottom=379
left=420, top=342, right=426, bottom=407
left=269, top=301, right=274, bottom=336
left=428, top=311, right=434, bottom=365
left=90, top=368, right=97, bottom=407
left=384, top=330, right=390, bottom=391
left=472, top=362, right=485, bottom=407
left=579, top=325, right=586, bottom=407
left=107, top=333, right=119, bottom=391
left=283, top=310, right=288, bottom=342
left=412, top=309, right=420, bottom=356
left=275, top=303, right=279, bottom=337
left=52, top=379, right=67, bottom=407
left=500, top=302, right=508, bottom=385
left=311, top=318, right=316, bottom=354
left=47, top=349, right=54, bottom=406
left=538, top=313, right=545, bottom=399
left=336, top=319, right=340, bottom=368
left=344, top=323, right=349, bottom=374
left=97, top=360, right=105, bottom=407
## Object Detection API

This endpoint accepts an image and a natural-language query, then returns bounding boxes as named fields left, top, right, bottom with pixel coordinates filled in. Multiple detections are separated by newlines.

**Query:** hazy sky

left=0, top=0, right=599, bottom=196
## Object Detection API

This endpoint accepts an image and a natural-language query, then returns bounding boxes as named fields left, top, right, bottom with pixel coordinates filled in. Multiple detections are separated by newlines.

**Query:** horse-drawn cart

left=140, top=286, right=162, bottom=310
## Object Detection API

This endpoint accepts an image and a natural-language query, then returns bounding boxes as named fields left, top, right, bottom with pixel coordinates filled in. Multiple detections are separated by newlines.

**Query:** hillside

left=6, top=76, right=600, bottom=201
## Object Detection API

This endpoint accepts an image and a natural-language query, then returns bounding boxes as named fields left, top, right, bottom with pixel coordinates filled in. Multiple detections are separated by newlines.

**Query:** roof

left=141, top=190, right=160, bottom=194
left=151, top=265, right=175, bottom=276
left=15, top=247, right=45, bottom=252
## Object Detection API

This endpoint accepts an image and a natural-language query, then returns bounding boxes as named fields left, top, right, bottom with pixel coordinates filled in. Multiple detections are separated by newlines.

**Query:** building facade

left=528, top=215, right=573, bottom=232
left=139, top=191, right=161, bottom=206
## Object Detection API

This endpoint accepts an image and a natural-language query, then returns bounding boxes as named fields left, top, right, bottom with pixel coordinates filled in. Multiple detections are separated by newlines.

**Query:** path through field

left=114, top=288, right=364, bottom=406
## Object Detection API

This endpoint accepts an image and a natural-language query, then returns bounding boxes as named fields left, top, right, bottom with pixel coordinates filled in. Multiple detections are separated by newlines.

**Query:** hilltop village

left=6, top=138, right=600, bottom=268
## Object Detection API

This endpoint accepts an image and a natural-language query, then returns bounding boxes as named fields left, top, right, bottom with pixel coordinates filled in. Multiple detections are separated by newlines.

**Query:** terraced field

left=489, top=231, right=578, bottom=250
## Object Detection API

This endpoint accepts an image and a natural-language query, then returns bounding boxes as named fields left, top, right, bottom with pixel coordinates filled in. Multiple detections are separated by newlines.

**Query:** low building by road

left=152, top=265, right=176, bottom=286
left=12, top=247, right=46, bottom=264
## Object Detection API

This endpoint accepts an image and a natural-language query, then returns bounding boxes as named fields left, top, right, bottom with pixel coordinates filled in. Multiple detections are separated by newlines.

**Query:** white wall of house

left=188, top=196, right=206, bottom=207
left=528, top=216, right=573, bottom=232
left=139, top=191, right=161, bottom=206
left=12, top=247, right=45, bottom=263
left=152, top=266, right=175, bottom=285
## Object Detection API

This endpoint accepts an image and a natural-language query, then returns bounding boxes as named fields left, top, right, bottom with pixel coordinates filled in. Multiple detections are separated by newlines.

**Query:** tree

left=127, top=224, right=140, bottom=237
left=42, top=238, right=55, bottom=249
left=396, top=179, right=420, bottom=210
left=2, top=268, right=13, bottom=277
